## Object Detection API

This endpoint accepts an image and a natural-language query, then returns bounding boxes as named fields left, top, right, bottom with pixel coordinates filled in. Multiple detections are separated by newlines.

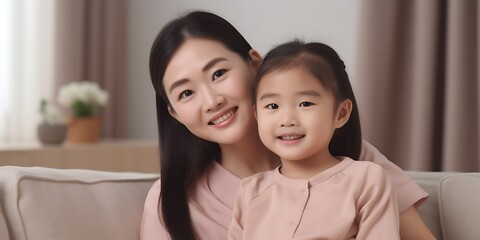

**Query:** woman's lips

left=208, top=107, right=238, bottom=125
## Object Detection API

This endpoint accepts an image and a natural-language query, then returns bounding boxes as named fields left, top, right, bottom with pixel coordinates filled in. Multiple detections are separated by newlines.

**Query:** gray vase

left=37, top=123, right=67, bottom=144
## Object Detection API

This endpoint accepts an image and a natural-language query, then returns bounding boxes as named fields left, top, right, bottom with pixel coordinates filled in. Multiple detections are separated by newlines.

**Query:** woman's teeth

left=211, top=108, right=236, bottom=125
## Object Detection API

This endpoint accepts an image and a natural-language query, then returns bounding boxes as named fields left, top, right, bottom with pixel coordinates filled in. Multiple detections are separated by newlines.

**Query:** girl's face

left=163, top=38, right=261, bottom=144
left=255, top=66, right=351, bottom=162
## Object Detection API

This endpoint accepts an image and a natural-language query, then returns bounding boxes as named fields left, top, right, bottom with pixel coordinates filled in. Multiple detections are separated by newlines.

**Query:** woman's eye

left=265, top=103, right=279, bottom=110
left=299, top=101, right=314, bottom=107
left=212, top=69, right=227, bottom=80
left=179, top=90, right=194, bottom=100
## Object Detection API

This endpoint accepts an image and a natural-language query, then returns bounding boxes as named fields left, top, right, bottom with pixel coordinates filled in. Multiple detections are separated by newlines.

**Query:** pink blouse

left=228, top=158, right=400, bottom=239
left=140, top=141, right=428, bottom=240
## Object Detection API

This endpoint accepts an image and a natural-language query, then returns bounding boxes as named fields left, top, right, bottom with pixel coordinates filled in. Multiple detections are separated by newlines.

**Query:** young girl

left=228, top=40, right=399, bottom=239
left=141, top=11, right=433, bottom=240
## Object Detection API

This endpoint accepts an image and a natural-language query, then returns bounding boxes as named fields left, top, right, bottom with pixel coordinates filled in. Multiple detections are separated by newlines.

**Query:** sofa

left=0, top=166, right=479, bottom=240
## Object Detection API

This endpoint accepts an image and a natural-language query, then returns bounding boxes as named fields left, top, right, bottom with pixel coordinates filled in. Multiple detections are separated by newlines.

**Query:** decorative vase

left=66, top=117, right=101, bottom=144
left=37, top=123, right=67, bottom=144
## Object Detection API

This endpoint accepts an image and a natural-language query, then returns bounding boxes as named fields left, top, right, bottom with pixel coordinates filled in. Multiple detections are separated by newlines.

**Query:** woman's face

left=163, top=38, right=261, bottom=144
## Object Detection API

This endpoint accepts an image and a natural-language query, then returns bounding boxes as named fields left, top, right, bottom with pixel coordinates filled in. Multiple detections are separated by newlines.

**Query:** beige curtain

left=53, top=0, right=127, bottom=138
left=355, top=0, right=479, bottom=171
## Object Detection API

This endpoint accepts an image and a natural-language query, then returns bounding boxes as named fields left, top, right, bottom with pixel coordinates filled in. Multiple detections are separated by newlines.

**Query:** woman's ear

left=248, top=49, right=263, bottom=71
left=335, top=99, right=352, bottom=129
left=168, top=105, right=180, bottom=122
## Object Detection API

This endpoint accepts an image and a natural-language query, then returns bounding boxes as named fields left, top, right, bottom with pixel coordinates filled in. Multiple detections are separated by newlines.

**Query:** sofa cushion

left=0, top=204, right=9, bottom=240
left=439, top=174, right=480, bottom=240
left=0, top=166, right=159, bottom=240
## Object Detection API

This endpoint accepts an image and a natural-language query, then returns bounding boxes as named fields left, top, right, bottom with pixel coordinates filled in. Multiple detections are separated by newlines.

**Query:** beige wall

left=124, top=0, right=360, bottom=139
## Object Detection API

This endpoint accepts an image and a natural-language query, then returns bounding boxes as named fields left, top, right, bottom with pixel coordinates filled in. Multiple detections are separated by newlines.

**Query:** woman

left=141, top=11, right=434, bottom=240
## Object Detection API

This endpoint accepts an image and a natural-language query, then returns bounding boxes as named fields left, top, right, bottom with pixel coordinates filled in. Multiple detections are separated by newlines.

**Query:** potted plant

left=57, top=81, right=109, bottom=143
left=37, top=99, right=66, bottom=144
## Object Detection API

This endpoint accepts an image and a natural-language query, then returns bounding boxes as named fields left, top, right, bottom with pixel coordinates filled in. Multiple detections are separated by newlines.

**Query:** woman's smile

left=209, top=107, right=238, bottom=126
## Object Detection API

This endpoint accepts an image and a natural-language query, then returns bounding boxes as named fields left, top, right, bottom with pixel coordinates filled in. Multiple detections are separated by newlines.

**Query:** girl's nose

left=280, top=109, right=298, bottom=127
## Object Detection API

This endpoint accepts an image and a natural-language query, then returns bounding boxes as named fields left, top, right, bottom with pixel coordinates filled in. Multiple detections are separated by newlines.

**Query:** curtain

left=0, top=0, right=127, bottom=143
left=0, top=0, right=56, bottom=142
left=355, top=0, right=479, bottom=171
left=54, top=0, right=127, bottom=138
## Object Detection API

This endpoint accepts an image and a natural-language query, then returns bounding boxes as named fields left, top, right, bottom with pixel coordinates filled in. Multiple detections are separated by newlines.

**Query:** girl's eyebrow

left=259, top=90, right=321, bottom=100
left=297, top=90, right=321, bottom=97
left=259, top=93, right=279, bottom=101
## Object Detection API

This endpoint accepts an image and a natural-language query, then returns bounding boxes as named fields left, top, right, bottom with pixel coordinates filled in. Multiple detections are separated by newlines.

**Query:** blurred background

left=1, top=0, right=478, bottom=172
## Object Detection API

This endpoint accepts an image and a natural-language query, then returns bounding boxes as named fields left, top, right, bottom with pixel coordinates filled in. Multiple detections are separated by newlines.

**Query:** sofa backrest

left=0, top=204, right=8, bottom=240
left=439, top=174, right=480, bottom=240
left=0, top=166, right=159, bottom=240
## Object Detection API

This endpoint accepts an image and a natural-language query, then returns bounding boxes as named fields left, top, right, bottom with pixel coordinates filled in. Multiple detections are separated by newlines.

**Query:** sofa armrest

left=0, top=166, right=159, bottom=240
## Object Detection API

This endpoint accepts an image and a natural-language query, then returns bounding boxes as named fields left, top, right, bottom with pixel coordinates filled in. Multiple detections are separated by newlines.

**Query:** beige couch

left=0, top=166, right=479, bottom=240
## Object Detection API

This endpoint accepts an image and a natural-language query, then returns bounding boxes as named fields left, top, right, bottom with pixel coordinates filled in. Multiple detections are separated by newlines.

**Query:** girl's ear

left=253, top=105, right=258, bottom=120
left=335, top=99, right=352, bottom=129
left=248, top=49, right=263, bottom=71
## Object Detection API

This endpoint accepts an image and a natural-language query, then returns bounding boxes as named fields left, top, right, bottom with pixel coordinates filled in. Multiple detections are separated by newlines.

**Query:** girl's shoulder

left=238, top=170, right=276, bottom=201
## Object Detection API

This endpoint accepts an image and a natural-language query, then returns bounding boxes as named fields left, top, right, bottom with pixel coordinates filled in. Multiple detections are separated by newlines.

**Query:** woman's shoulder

left=143, top=178, right=161, bottom=214
left=141, top=178, right=171, bottom=239
left=359, top=140, right=408, bottom=180
left=346, top=158, right=386, bottom=181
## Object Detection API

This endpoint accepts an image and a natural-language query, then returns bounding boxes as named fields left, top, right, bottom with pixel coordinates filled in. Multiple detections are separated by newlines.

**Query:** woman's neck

left=218, top=126, right=279, bottom=179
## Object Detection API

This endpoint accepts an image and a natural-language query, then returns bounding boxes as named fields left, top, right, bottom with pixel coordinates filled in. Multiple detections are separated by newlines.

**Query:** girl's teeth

left=281, top=135, right=303, bottom=140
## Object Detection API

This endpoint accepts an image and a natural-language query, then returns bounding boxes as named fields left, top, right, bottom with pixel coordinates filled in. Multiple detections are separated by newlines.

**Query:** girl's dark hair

left=255, top=40, right=362, bottom=159
left=149, top=11, right=254, bottom=239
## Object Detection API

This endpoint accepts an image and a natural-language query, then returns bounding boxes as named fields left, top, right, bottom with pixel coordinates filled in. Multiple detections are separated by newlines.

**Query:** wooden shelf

left=0, top=139, right=160, bottom=173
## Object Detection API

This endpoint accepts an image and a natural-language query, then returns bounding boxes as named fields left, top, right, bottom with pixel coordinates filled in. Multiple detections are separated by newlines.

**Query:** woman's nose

left=202, top=87, right=225, bottom=112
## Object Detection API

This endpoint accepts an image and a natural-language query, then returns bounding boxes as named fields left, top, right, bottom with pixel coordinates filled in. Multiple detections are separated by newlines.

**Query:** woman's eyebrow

left=169, top=58, right=228, bottom=94
left=169, top=78, right=189, bottom=94
left=202, top=57, right=227, bottom=72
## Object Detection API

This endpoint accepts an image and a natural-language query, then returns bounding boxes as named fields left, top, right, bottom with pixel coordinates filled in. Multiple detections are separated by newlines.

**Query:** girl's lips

left=208, top=107, right=238, bottom=125
left=277, top=134, right=305, bottom=145
left=277, top=134, right=305, bottom=140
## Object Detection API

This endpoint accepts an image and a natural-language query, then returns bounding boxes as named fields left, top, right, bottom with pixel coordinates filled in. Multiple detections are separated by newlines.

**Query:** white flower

left=39, top=99, right=64, bottom=125
left=44, top=104, right=63, bottom=125
left=57, top=81, right=109, bottom=117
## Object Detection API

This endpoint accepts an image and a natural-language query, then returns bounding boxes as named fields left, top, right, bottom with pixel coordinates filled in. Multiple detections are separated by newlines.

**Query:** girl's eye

left=265, top=103, right=279, bottom=110
left=179, top=90, right=194, bottom=100
left=299, top=101, right=315, bottom=107
left=212, top=69, right=227, bottom=80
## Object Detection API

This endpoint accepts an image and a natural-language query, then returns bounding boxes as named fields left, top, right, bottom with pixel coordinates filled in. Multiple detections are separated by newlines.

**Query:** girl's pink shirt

left=228, top=158, right=399, bottom=239
left=140, top=140, right=428, bottom=240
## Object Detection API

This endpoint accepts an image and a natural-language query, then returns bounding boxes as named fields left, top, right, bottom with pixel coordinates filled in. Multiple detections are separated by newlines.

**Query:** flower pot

left=37, top=123, right=67, bottom=144
left=66, top=117, right=101, bottom=144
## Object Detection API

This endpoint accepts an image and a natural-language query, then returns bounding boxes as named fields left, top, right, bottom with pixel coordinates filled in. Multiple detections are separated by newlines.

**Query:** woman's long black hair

left=149, top=11, right=254, bottom=239
left=255, top=40, right=362, bottom=159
